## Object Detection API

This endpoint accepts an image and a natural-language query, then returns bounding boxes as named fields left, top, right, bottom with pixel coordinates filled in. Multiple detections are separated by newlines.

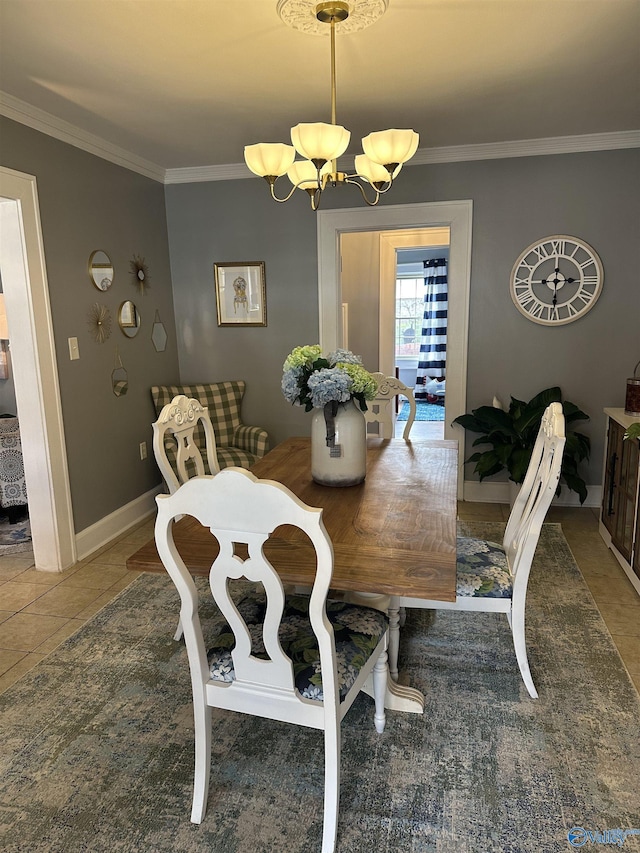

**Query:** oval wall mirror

left=118, top=301, right=141, bottom=338
left=88, top=250, right=114, bottom=291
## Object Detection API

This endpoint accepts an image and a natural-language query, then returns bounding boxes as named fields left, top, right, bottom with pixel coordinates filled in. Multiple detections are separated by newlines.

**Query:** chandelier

left=244, top=0, right=419, bottom=210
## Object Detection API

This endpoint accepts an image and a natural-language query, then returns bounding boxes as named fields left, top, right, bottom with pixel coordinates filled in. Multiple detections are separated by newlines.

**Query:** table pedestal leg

left=361, top=670, right=424, bottom=714
left=341, top=591, right=401, bottom=682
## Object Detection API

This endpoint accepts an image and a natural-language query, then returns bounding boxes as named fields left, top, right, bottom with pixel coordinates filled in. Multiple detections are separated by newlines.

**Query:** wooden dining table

left=127, top=436, right=459, bottom=713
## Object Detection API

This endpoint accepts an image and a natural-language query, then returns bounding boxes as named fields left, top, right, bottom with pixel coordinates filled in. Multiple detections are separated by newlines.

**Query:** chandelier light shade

left=244, top=0, right=419, bottom=210
left=362, top=129, right=420, bottom=170
left=354, top=154, right=402, bottom=186
left=291, top=122, right=351, bottom=164
left=287, top=159, right=332, bottom=189
left=244, top=143, right=295, bottom=179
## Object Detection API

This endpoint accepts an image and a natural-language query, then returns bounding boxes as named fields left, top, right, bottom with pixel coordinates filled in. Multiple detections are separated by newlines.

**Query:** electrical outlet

left=139, top=441, right=147, bottom=460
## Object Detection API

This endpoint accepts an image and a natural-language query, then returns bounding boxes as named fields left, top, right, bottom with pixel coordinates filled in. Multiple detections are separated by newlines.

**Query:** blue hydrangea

left=307, top=368, right=351, bottom=408
left=281, top=367, right=303, bottom=405
left=328, top=349, right=362, bottom=366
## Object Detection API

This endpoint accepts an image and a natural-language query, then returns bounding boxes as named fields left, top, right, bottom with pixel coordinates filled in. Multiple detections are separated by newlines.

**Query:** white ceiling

left=1, top=0, right=639, bottom=175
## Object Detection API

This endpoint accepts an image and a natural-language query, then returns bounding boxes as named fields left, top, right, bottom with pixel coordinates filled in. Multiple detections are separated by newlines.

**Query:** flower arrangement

left=281, top=345, right=378, bottom=412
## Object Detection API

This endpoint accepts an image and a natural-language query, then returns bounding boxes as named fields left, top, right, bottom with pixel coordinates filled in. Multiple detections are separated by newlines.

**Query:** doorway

left=0, top=167, right=75, bottom=571
left=340, top=226, right=450, bottom=440
left=317, top=201, right=472, bottom=497
left=394, top=240, right=450, bottom=439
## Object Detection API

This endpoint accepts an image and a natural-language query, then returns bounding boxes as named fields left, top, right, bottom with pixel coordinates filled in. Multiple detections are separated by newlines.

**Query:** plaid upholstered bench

left=150, top=382, right=269, bottom=473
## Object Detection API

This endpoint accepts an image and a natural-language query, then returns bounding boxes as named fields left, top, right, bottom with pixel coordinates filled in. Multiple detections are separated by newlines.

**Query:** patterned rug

left=397, top=400, right=445, bottom=422
left=0, top=516, right=31, bottom=555
left=1, top=523, right=638, bottom=853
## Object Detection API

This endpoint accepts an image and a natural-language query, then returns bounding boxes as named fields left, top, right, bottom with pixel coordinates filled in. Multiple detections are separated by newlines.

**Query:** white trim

left=463, top=479, right=602, bottom=509
left=0, top=167, right=76, bottom=571
left=2, top=91, right=636, bottom=184
left=75, top=484, right=162, bottom=562
left=408, top=131, right=640, bottom=165
left=379, top=227, right=450, bottom=377
left=164, top=163, right=252, bottom=184
left=0, top=92, right=165, bottom=183
left=163, top=131, right=640, bottom=184
left=317, top=201, right=472, bottom=500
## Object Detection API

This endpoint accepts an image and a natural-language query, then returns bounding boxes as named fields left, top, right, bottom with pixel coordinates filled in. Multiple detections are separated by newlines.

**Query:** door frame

left=379, top=226, right=451, bottom=377
left=0, top=166, right=75, bottom=570
left=317, top=201, right=472, bottom=498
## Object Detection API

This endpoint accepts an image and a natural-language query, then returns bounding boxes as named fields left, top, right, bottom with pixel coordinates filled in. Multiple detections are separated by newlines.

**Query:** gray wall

left=1, top=117, right=180, bottom=532
left=166, top=148, right=640, bottom=488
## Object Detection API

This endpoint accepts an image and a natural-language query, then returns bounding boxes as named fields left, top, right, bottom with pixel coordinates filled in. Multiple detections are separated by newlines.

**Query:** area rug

left=0, top=516, right=31, bottom=555
left=1, top=523, right=638, bottom=853
left=397, top=400, right=445, bottom=422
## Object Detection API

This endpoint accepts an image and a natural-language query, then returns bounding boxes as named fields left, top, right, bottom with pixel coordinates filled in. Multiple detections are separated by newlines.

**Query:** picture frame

left=214, top=261, right=266, bottom=326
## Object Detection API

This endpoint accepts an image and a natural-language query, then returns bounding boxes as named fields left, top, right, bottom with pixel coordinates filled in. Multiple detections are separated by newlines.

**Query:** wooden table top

left=126, top=436, right=458, bottom=602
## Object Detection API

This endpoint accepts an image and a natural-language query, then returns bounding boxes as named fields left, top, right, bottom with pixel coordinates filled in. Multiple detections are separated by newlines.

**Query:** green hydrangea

left=338, top=363, right=378, bottom=400
left=283, top=344, right=322, bottom=371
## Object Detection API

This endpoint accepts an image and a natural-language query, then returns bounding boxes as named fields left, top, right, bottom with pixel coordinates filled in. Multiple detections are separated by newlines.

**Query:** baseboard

left=75, top=485, right=163, bottom=561
left=462, top=480, right=602, bottom=508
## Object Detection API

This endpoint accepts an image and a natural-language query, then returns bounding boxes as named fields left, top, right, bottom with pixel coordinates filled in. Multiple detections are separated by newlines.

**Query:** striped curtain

left=414, top=257, right=448, bottom=399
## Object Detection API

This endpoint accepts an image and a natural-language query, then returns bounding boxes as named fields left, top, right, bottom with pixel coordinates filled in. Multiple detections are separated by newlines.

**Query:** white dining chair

left=154, top=468, right=389, bottom=853
left=364, top=372, right=417, bottom=440
left=152, top=393, right=220, bottom=494
left=152, top=394, right=220, bottom=640
left=400, top=402, right=566, bottom=698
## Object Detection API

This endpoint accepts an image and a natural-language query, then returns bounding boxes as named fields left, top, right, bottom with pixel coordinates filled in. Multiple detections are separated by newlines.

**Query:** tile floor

left=1, top=497, right=638, bottom=695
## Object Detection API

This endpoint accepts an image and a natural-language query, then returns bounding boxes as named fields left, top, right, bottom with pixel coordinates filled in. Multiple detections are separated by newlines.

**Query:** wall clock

left=509, top=235, right=603, bottom=325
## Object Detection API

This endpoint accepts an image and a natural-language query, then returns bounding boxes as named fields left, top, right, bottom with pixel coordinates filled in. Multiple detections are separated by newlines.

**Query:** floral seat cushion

left=456, top=536, right=513, bottom=599
left=207, top=589, right=388, bottom=702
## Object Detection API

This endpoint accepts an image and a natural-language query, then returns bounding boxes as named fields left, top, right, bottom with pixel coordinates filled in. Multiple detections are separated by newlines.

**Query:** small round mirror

left=88, top=250, right=113, bottom=291
left=118, top=301, right=141, bottom=338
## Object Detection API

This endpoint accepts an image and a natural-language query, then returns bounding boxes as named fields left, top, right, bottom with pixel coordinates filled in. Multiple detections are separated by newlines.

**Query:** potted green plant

left=624, top=423, right=640, bottom=441
left=453, top=386, right=591, bottom=504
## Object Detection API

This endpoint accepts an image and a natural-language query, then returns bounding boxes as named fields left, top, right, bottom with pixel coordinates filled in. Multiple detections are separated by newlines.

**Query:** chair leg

left=372, top=649, right=388, bottom=734
left=510, top=602, right=538, bottom=700
left=190, top=703, right=212, bottom=823
left=322, top=719, right=341, bottom=853
left=173, top=615, right=184, bottom=642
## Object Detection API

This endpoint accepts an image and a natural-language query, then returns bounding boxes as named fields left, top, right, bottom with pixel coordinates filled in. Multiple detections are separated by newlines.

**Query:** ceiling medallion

left=276, top=0, right=388, bottom=35
left=245, top=1, right=418, bottom=210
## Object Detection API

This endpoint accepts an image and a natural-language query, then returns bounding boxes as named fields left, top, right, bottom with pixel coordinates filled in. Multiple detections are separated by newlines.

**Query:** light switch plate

left=68, top=337, right=80, bottom=360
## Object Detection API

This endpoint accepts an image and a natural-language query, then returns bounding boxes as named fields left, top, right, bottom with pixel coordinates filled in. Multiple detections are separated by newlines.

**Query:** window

left=395, top=277, right=423, bottom=360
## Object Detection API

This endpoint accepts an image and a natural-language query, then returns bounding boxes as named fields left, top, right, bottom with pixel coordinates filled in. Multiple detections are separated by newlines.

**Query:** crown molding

left=409, top=130, right=640, bottom=165
left=2, top=92, right=638, bottom=186
left=164, top=163, right=252, bottom=184
left=0, top=92, right=166, bottom=183
left=165, top=130, right=640, bottom=184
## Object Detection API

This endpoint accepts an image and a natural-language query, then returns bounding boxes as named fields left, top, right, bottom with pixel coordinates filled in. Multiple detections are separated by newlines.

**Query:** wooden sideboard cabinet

left=599, top=408, right=640, bottom=595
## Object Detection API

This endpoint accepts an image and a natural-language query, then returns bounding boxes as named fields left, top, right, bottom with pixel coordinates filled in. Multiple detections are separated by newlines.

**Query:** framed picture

left=214, top=262, right=266, bottom=326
